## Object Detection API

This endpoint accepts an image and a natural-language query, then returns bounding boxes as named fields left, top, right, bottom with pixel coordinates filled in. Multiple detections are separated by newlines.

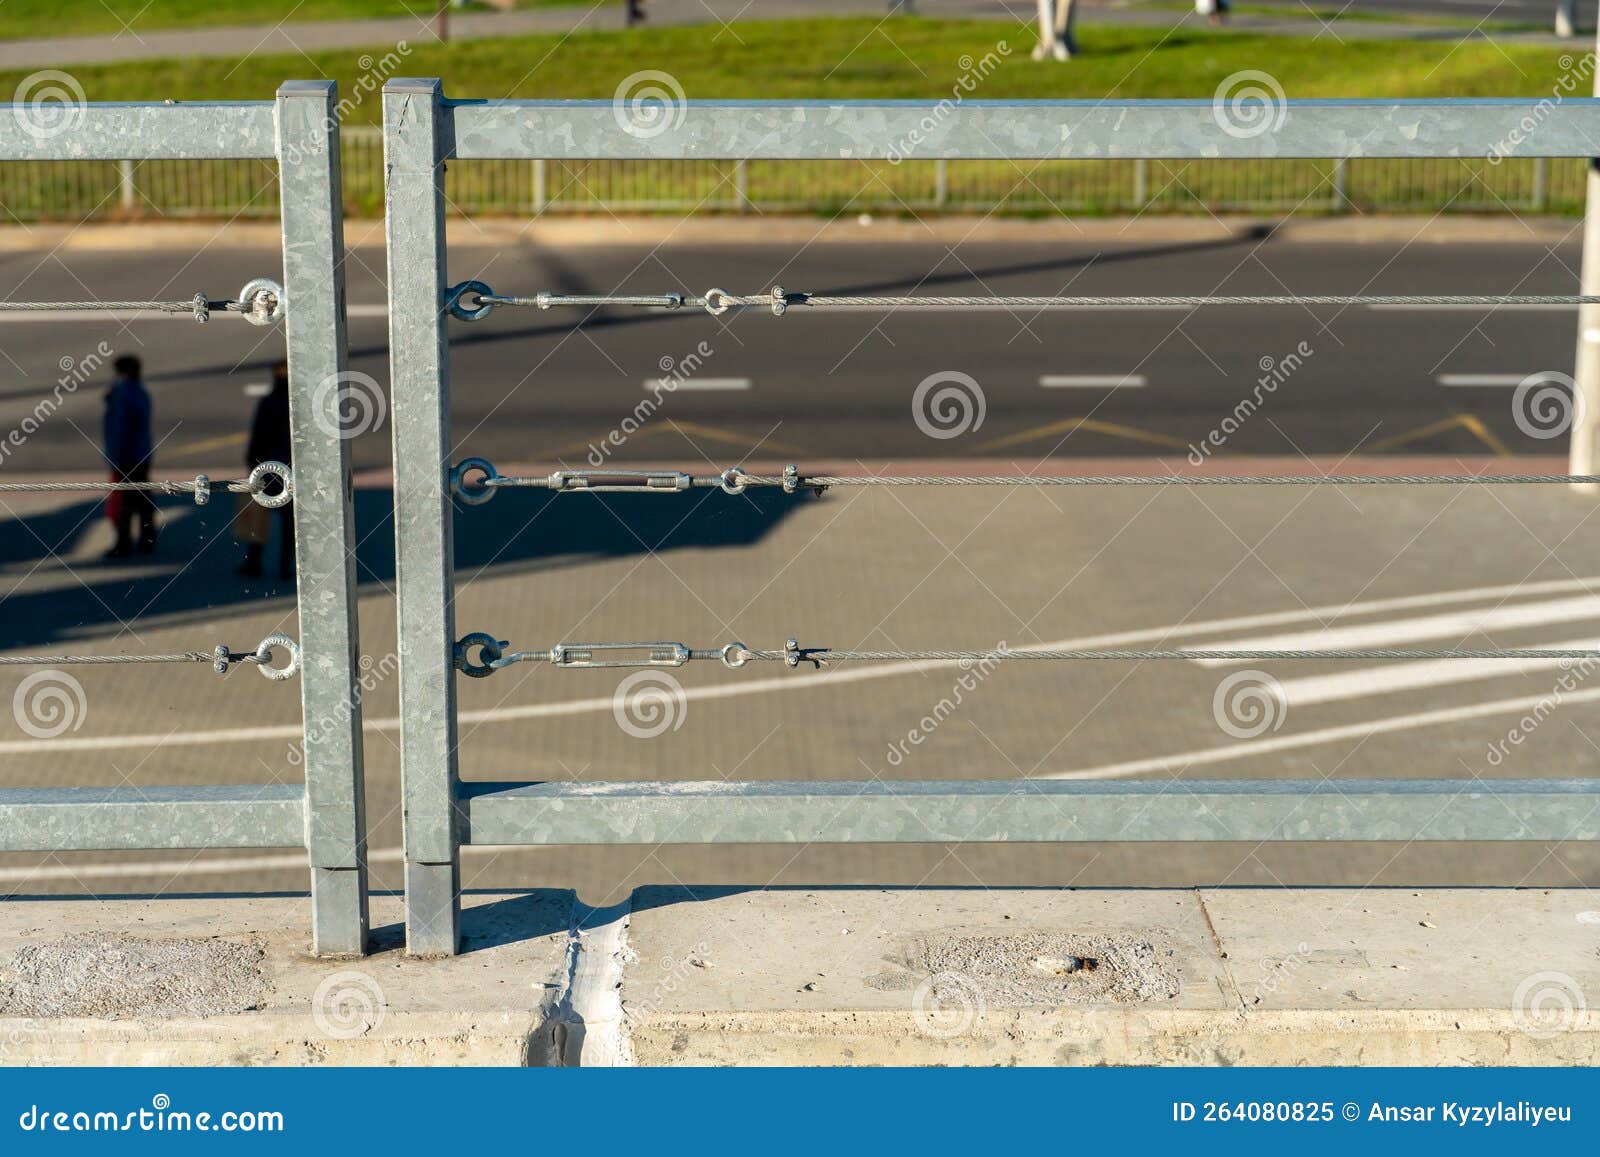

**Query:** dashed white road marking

left=642, top=377, right=750, bottom=391
left=1437, top=373, right=1530, bottom=387
left=1038, top=374, right=1147, bottom=389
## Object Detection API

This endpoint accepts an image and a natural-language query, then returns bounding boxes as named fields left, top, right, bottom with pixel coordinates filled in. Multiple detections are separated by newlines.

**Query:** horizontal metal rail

left=0, top=101, right=277, bottom=161
left=449, top=99, right=1600, bottom=161
left=0, top=786, right=306, bottom=852
left=460, top=779, right=1600, bottom=845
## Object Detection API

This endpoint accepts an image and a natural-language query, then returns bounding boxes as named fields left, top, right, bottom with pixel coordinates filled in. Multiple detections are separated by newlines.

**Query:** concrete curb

left=2, top=887, right=1597, bottom=1065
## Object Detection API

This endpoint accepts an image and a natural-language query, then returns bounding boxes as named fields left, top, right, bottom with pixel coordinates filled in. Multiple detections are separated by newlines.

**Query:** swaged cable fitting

left=449, top=458, right=1600, bottom=503
left=443, top=281, right=1600, bottom=321
left=0, top=461, right=293, bottom=508
left=0, top=279, right=285, bottom=325
left=0, top=634, right=301, bottom=680
left=453, top=633, right=1600, bottom=677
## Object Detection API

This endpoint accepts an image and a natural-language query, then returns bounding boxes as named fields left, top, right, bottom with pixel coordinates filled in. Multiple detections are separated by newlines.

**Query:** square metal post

left=276, top=81, right=370, bottom=956
left=383, top=78, right=462, bottom=956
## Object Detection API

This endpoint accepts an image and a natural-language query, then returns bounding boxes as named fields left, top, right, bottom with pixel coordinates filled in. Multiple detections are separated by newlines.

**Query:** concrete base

left=0, top=892, right=572, bottom=1065
left=2, top=888, right=1597, bottom=1065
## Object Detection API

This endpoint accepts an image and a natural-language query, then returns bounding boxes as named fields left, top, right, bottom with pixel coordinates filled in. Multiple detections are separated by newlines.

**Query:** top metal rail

left=0, top=101, right=277, bottom=161
left=444, top=98, right=1600, bottom=160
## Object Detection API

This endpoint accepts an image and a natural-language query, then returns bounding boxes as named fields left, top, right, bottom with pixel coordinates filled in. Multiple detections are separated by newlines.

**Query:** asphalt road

left=0, top=225, right=1591, bottom=476
left=4, top=223, right=1600, bottom=904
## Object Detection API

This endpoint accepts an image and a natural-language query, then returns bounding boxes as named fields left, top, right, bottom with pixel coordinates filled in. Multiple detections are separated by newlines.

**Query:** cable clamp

left=771, top=286, right=788, bottom=317
left=549, top=642, right=691, bottom=669
left=192, top=474, right=212, bottom=506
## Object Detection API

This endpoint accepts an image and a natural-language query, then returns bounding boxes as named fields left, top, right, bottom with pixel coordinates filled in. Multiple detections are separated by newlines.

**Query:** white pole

left=1557, top=0, right=1577, bottom=38
left=1571, top=27, right=1600, bottom=486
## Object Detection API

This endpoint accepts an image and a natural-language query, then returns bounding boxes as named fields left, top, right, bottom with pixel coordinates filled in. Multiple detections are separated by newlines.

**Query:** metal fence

left=0, top=125, right=1590, bottom=219
left=0, top=84, right=370, bottom=958
left=383, top=87, right=1600, bottom=957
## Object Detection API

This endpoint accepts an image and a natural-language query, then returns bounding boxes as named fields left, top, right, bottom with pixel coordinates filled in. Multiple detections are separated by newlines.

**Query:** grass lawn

left=0, top=0, right=590, bottom=43
left=0, top=17, right=1575, bottom=116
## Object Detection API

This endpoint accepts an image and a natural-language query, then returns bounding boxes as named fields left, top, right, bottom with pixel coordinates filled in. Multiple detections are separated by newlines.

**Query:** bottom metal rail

left=460, top=779, right=1600, bottom=846
left=0, top=785, right=306, bottom=852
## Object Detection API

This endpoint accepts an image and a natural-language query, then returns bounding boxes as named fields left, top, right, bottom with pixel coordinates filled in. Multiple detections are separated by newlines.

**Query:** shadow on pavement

left=0, top=486, right=814, bottom=651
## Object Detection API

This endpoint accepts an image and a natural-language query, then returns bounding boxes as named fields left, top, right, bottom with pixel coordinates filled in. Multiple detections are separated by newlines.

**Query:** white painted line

left=1190, top=593, right=1600, bottom=666
left=1041, top=684, right=1600, bottom=781
left=643, top=377, right=750, bottom=392
left=1437, top=373, right=1530, bottom=387
left=0, top=847, right=404, bottom=884
left=1039, top=374, right=1147, bottom=389
left=7, top=574, right=1600, bottom=756
left=1276, top=636, right=1600, bottom=707
left=1369, top=303, right=1577, bottom=312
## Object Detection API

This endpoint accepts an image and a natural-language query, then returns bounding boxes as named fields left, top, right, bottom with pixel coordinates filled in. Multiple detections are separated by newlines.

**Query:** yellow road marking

left=547, top=420, right=808, bottom=459
left=974, top=416, right=1190, bottom=453
left=1365, top=414, right=1512, bottom=457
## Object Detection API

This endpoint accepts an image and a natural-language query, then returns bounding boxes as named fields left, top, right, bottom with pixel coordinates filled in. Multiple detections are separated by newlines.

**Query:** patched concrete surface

left=620, top=887, right=1600, bottom=1065
left=0, top=891, right=572, bottom=1065
left=0, top=934, right=266, bottom=1019
left=3, top=887, right=1598, bottom=1065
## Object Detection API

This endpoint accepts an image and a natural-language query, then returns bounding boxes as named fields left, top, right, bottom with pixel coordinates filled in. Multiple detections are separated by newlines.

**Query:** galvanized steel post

left=383, top=78, right=463, bottom=956
left=276, top=81, right=371, bottom=956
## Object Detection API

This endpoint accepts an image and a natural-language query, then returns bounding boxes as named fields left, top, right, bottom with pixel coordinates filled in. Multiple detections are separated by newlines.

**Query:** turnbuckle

left=547, top=469, right=692, bottom=493
left=549, top=642, right=692, bottom=669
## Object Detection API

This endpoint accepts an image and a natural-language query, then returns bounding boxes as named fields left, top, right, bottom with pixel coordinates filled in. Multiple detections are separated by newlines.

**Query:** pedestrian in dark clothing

left=626, top=0, right=647, bottom=26
left=102, top=354, right=156, bottom=559
left=238, top=361, right=295, bottom=581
